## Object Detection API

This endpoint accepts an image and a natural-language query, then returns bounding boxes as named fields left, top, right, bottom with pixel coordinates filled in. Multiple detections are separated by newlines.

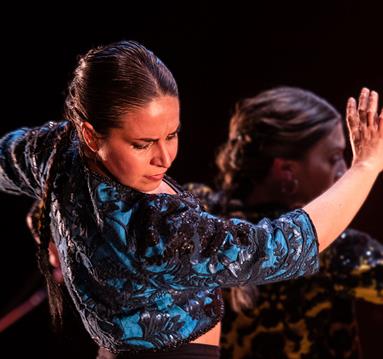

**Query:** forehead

left=309, top=122, right=345, bottom=154
left=321, top=122, right=345, bottom=147
left=117, top=96, right=180, bottom=137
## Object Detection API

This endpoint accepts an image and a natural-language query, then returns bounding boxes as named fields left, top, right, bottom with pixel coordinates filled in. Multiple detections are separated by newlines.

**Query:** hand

left=50, top=244, right=63, bottom=283
left=26, top=203, right=63, bottom=282
left=346, top=88, right=383, bottom=173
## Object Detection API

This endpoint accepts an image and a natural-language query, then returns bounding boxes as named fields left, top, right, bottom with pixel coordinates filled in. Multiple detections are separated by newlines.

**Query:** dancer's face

left=95, top=96, right=180, bottom=192
left=293, top=121, right=347, bottom=205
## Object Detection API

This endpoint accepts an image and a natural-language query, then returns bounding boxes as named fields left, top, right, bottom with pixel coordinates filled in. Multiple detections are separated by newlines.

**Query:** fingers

left=348, top=88, right=381, bottom=161
left=351, top=88, right=383, bottom=170
left=358, top=87, right=379, bottom=128
left=346, top=97, right=357, bottom=129
left=367, top=90, right=379, bottom=128
left=346, top=97, right=359, bottom=144
left=358, top=87, right=369, bottom=125
left=48, top=241, right=60, bottom=268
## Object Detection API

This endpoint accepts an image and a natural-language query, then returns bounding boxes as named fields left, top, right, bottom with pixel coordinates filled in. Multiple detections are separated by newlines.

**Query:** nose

left=151, top=141, right=172, bottom=168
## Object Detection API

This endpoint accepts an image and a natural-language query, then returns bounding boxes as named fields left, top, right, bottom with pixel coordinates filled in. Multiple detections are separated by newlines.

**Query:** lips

left=144, top=173, right=165, bottom=181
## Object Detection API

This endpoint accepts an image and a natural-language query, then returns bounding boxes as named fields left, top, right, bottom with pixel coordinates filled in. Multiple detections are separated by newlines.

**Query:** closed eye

left=131, top=125, right=180, bottom=149
left=166, top=125, right=181, bottom=141
left=166, top=132, right=178, bottom=141
left=329, top=151, right=345, bottom=165
left=132, top=142, right=152, bottom=150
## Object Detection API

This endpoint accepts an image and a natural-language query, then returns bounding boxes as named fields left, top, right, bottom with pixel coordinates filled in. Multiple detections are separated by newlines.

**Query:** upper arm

left=0, top=122, right=69, bottom=199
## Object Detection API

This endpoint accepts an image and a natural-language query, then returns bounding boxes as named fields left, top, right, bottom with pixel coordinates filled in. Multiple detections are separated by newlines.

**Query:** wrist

left=350, top=160, right=381, bottom=177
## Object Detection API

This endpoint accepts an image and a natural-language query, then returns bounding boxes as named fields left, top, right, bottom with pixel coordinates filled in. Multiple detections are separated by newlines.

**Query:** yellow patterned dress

left=186, top=183, right=383, bottom=359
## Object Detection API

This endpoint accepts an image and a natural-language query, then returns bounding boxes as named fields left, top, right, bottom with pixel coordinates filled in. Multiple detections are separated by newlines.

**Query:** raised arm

left=304, top=88, right=383, bottom=251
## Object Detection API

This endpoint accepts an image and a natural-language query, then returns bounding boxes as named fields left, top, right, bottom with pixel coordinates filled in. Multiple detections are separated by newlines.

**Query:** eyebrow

left=327, top=144, right=346, bottom=152
left=332, top=143, right=346, bottom=150
left=132, top=123, right=181, bottom=143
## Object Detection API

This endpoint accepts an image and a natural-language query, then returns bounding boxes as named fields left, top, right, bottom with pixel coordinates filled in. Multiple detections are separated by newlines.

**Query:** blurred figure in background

left=188, top=87, right=383, bottom=358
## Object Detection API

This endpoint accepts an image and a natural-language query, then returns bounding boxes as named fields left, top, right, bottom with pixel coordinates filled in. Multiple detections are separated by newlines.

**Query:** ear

left=271, top=158, right=298, bottom=182
left=81, top=121, right=99, bottom=153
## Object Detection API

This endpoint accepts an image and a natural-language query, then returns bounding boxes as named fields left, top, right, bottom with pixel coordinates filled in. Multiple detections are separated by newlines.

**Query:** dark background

left=0, top=2, right=382, bottom=357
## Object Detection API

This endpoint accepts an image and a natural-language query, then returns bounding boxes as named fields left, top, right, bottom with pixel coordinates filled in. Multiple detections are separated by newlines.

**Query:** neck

left=82, top=146, right=117, bottom=182
left=243, top=179, right=291, bottom=209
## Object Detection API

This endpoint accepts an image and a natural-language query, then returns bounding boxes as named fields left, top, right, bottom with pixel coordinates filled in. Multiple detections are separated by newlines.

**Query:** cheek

left=316, top=164, right=337, bottom=189
left=98, top=141, right=115, bottom=163
left=100, top=144, right=145, bottom=173
left=303, top=161, right=332, bottom=193
left=118, top=152, right=149, bottom=174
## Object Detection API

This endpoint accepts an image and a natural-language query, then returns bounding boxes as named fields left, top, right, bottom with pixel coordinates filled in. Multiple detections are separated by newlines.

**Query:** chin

left=119, top=176, right=162, bottom=193
left=133, top=182, right=160, bottom=193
